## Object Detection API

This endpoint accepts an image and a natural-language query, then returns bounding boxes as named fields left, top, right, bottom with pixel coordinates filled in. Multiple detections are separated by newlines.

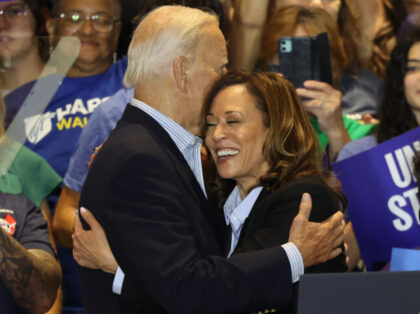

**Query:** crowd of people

left=0, top=0, right=419, bottom=313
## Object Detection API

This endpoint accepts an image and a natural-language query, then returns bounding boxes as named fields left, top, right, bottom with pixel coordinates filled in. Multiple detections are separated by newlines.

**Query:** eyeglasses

left=57, top=10, right=118, bottom=33
left=0, top=3, right=28, bottom=24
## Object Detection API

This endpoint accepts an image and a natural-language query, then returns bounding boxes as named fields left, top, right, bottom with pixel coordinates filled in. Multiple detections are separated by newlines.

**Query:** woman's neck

left=237, top=178, right=261, bottom=200
left=0, top=48, right=45, bottom=92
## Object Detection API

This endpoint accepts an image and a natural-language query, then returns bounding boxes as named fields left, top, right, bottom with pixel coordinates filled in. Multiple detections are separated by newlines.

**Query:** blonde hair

left=123, top=5, right=218, bottom=87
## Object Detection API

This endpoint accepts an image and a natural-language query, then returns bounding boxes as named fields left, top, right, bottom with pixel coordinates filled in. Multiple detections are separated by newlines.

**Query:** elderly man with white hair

left=76, top=5, right=344, bottom=314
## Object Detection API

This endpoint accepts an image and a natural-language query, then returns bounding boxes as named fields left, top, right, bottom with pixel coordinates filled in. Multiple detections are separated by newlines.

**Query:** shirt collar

left=223, top=186, right=263, bottom=234
left=130, top=98, right=202, bottom=153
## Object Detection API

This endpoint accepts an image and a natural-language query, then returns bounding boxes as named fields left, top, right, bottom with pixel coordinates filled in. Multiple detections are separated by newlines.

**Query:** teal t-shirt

left=0, top=140, right=62, bottom=206
left=311, top=115, right=377, bottom=150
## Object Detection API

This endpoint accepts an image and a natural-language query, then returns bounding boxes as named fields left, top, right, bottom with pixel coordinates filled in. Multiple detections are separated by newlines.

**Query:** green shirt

left=311, top=115, right=377, bottom=150
left=0, top=141, right=62, bottom=206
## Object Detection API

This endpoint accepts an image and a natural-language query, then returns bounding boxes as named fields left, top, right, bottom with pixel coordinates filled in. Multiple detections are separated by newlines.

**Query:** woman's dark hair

left=24, top=0, right=51, bottom=61
left=338, top=0, right=407, bottom=78
left=376, top=27, right=420, bottom=143
left=201, top=70, right=347, bottom=209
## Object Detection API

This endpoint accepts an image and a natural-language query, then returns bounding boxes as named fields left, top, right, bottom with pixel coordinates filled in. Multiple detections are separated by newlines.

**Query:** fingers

left=302, top=80, right=333, bottom=91
left=73, top=210, right=83, bottom=232
left=79, top=207, right=99, bottom=229
left=328, top=247, right=342, bottom=260
left=297, top=193, right=312, bottom=220
left=296, top=87, right=325, bottom=101
left=344, top=243, right=350, bottom=265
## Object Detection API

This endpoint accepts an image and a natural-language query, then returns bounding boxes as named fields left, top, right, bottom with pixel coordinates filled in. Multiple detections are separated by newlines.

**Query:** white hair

left=123, top=5, right=219, bottom=87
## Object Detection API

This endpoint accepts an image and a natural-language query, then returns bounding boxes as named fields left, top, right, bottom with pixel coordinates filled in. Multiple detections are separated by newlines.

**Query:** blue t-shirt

left=336, top=134, right=377, bottom=161
left=64, top=87, right=133, bottom=192
left=5, top=57, right=127, bottom=178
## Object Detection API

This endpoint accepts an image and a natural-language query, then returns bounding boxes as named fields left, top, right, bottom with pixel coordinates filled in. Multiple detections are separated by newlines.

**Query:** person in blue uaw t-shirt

left=4, top=0, right=125, bottom=310
left=5, top=0, right=125, bottom=183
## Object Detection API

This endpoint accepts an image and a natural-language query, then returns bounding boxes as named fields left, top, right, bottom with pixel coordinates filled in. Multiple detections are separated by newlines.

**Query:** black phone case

left=277, top=32, right=333, bottom=88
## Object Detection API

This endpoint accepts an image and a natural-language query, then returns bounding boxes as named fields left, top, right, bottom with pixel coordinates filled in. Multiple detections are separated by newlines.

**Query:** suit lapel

left=236, top=188, right=271, bottom=248
left=120, top=104, right=216, bottom=224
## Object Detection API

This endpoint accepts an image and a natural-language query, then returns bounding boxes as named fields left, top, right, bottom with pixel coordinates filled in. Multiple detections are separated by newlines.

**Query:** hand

left=288, top=193, right=344, bottom=268
left=296, top=80, right=350, bottom=160
left=296, top=80, right=344, bottom=134
left=361, top=113, right=379, bottom=125
left=88, top=144, right=103, bottom=169
left=72, top=207, right=118, bottom=274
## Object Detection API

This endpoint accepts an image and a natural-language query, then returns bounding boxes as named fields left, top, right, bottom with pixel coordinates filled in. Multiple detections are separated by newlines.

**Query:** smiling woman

left=48, top=0, right=121, bottom=77
left=201, top=71, right=347, bottom=285
left=0, top=0, right=49, bottom=94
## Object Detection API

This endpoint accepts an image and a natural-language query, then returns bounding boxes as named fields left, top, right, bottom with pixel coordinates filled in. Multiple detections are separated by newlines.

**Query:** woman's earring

left=113, top=52, right=117, bottom=64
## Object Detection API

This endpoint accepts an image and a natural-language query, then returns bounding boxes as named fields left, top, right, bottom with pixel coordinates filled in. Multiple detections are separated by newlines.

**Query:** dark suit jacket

left=78, top=104, right=293, bottom=314
left=233, top=177, right=347, bottom=314
left=234, top=176, right=346, bottom=272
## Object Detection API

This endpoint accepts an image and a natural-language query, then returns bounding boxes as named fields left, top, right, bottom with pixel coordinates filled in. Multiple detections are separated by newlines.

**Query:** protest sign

left=333, top=127, right=420, bottom=270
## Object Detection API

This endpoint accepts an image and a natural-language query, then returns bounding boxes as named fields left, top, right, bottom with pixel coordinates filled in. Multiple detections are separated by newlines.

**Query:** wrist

left=101, top=262, right=118, bottom=275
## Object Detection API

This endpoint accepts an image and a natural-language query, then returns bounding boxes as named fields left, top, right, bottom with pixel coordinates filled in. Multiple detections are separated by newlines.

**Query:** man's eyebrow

left=407, top=59, right=420, bottom=63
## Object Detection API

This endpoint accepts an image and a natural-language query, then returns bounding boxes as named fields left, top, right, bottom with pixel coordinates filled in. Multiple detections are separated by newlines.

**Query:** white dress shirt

left=112, top=98, right=303, bottom=294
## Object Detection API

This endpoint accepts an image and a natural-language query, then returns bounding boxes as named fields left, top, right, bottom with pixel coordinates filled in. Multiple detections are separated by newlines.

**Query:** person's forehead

left=408, top=42, right=420, bottom=57
left=59, top=0, right=115, bottom=13
left=0, top=0, right=24, bottom=8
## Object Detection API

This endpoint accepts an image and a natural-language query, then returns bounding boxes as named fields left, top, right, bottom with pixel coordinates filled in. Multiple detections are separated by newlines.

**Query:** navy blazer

left=78, top=104, right=294, bottom=314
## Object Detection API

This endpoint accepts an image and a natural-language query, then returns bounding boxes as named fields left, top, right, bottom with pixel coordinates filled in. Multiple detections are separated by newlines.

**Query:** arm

left=40, top=200, right=62, bottom=314
left=54, top=143, right=104, bottom=248
left=228, top=0, right=270, bottom=70
left=73, top=207, right=118, bottom=274
left=0, top=227, right=60, bottom=314
left=52, top=186, right=80, bottom=248
left=233, top=180, right=346, bottom=271
left=296, top=80, right=350, bottom=161
left=344, top=221, right=361, bottom=271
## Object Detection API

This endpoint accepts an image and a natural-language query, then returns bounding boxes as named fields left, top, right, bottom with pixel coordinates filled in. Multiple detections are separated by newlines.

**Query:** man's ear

left=173, top=56, right=188, bottom=94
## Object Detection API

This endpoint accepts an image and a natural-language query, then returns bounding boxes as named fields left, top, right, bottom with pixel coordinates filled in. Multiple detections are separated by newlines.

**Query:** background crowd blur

left=0, top=0, right=419, bottom=313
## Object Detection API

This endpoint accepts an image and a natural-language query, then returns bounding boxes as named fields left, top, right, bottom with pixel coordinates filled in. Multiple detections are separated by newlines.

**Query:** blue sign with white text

left=333, top=127, right=420, bottom=270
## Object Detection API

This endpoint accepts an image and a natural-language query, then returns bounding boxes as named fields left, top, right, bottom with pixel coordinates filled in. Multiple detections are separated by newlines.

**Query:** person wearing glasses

left=2, top=0, right=124, bottom=310
left=5, top=0, right=123, bottom=180
left=0, top=0, right=50, bottom=96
